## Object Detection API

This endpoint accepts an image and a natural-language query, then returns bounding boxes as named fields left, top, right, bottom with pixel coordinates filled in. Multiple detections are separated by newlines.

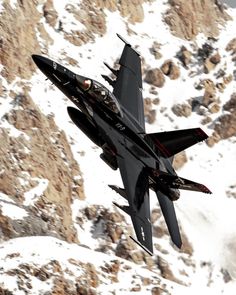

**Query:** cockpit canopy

left=76, top=75, right=122, bottom=116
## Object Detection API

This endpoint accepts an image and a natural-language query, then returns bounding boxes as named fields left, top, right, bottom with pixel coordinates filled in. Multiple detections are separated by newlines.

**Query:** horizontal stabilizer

left=113, top=202, right=131, bottom=215
left=145, top=128, right=208, bottom=158
left=108, top=185, right=127, bottom=199
left=159, top=173, right=212, bottom=194
left=129, top=236, right=153, bottom=256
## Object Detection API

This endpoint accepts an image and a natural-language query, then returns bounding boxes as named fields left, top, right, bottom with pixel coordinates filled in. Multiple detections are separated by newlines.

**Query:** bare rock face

left=115, top=238, right=137, bottom=260
left=144, top=98, right=157, bottom=124
left=202, top=84, right=217, bottom=107
left=177, top=46, right=192, bottom=68
left=206, top=131, right=221, bottom=147
left=204, top=52, right=221, bottom=74
left=94, top=0, right=147, bottom=23
left=0, top=1, right=50, bottom=82
left=1, top=93, right=83, bottom=243
left=150, top=41, right=163, bottom=60
left=116, top=0, right=145, bottom=23
left=214, top=93, right=236, bottom=139
left=172, top=151, right=188, bottom=170
left=60, top=0, right=149, bottom=46
left=43, top=0, right=58, bottom=27
left=161, top=60, right=180, bottom=80
left=165, top=0, right=230, bottom=40
left=144, top=69, right=165, bottom=88
left=0, top=210, right=15, bottom=240
left=223, top=93, right=236, bottom=112
left=151, top=287, right=163, bottom=295
left=157, top=256, right=184, bottom=285
left=0, top=287, right=13, bottom=295
left=226, top=38, right=236, bottom=54
left=214, top=114, right=236, bottom=139
left=210, top=52, right=221, bottom=65
left=204, top=58, right=216, bottom=73
left=223, top=74, right=233, bottom=85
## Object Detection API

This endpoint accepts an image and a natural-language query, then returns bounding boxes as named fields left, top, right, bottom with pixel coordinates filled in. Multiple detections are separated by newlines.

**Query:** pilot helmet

left=83, top=79, right=92, bottom=91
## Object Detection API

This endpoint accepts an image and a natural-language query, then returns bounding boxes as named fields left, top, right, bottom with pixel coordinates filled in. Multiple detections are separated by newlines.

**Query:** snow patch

left=23, top=178, right=49, bottom=206
left=0, top=193, right=28, bottom=220
left=9, top=0, right=17, bottom=9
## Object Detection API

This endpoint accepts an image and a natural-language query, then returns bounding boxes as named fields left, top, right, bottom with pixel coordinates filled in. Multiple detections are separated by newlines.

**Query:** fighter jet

left=32, top=34, right=211, bottom=255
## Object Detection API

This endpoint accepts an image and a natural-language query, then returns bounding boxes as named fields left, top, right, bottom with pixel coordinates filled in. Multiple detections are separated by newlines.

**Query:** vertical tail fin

left=156, top=191, right=182, bottom=248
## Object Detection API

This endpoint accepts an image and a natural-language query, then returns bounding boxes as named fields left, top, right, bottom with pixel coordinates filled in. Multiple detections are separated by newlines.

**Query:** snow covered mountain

left=0, top=0, right=236, bottom=294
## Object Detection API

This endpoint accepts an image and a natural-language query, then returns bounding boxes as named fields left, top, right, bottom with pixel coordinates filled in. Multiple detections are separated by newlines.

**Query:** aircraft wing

left=115, top=147, right=153, bottom=255
left=112, top=35, right=145, bottom=131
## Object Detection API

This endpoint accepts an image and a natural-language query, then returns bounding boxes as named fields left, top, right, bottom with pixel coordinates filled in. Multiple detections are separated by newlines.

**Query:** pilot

left=83, top=79, right=92, bottom=91
left=90, top=82, right=107, bottom=101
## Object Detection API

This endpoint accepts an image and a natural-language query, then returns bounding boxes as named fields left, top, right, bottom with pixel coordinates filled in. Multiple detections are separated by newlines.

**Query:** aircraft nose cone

left=32, top=54, right=53, bottom=73
left=67, top=106, right=77, bottom=119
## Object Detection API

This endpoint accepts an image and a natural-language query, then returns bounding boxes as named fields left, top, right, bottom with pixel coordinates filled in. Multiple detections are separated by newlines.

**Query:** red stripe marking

left=152, top=136, right=171, bottom=157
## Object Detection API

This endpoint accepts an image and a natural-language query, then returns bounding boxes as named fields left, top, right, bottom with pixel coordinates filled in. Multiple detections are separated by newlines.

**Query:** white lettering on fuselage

left=141, top=227, right=145, bottom=241
left=115, top=123, right=125, bottom=131
left=71, top=96, right=79, bottom=103
left=53, top=61, right=57, bottom=70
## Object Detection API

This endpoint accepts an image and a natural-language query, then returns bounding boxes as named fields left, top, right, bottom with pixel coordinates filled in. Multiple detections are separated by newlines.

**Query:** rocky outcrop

left=43, top=0, right=58, bottom=28
left=3, top=258, right=99, bottom=295
left=204, top=52, right=221, bottom=73
left=214, top=94, right=236, bottom=139
left=144, top=98, right=157, bottom=124
left=94, top=0, right=147, bottom=24
left=206, top=131, right=221, bottom=147
left=173, top=151, right=188, bottom=170
left=171, top=103, right=192, bottom=117
left=0, top=1, right=50, bottom=82
left=226, top=38, right=236, bottom=56
left=0, top=93, right=83, bottom=243
left=206, top=93, right=236, bottom=147
left=177, top=46, right=192, bottom=68
left=165, top=0, right=230, bottom=40
left=202, top=84, right=217, bottom=107
left=194, top=79, right=221, bottom=114
left=56, top=0, right=150, bottom=46
left=161, top=60, right=180, bottom=80
left=144, top=69, right=165, bottom=88
left=150, top=41, right=162, bottom=60
left=223, top=93, right=236, bottom=112
left=63, top=1, right=107, bottom=46
left=0, top=287, right=13, bottom=295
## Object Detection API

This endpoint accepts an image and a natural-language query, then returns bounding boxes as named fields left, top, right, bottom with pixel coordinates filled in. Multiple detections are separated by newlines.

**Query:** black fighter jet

left=32, top=34, right=211, bottom=255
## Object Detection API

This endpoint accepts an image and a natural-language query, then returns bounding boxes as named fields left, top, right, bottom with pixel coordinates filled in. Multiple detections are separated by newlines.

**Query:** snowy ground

left=1, top=0, right=236, bottom=293
left=0, top=236, right=235, bottom=295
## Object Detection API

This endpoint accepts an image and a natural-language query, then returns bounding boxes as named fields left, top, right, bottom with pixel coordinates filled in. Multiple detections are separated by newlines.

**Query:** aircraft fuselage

left=32, top=54, right=180, bottom=201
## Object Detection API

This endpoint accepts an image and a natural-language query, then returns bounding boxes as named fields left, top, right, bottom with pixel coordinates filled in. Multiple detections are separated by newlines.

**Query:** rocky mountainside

left=0, top=0, right=236, bottom=294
